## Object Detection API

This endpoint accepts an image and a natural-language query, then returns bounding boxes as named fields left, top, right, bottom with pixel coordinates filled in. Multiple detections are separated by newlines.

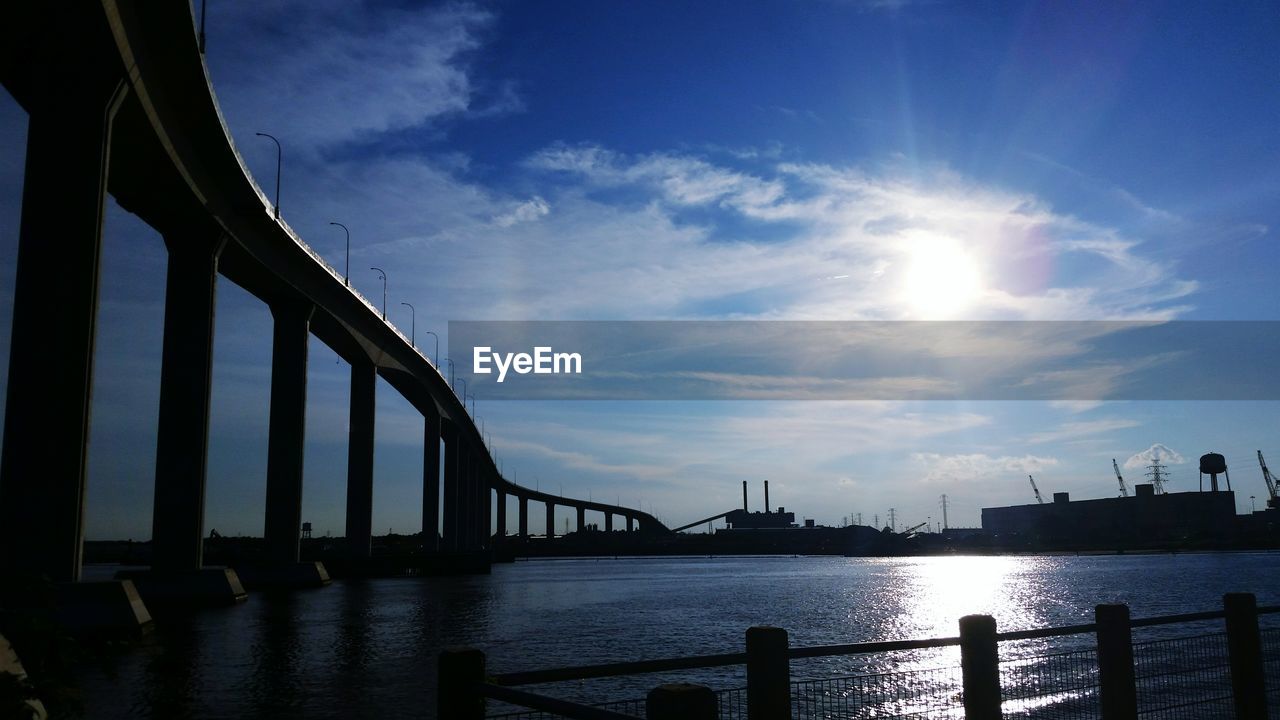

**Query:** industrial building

left=982, top=484, right=1238, bottom=548
left=982, top=452, right=1276, bottom=549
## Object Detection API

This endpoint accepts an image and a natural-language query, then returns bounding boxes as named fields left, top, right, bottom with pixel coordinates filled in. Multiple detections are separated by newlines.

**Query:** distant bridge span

left=0, top=2, right=661, bottom=591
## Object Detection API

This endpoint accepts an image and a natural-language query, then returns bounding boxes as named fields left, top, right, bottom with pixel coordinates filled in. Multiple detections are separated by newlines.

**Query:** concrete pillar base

left=115, top=567, right=247, bottom=608
left=0, top=633, right=48, bottom=719
left=51, top=580, right=152, bottom=636
left=234, top=561, right=331, bottom=590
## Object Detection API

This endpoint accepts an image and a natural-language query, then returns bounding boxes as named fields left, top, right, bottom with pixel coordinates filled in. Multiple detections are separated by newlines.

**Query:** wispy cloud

left=1026, top=418, right=1140, bottom=444
left=912, top=453, right=1061, bottom=483
left=207, top=0, right=504, bottom=152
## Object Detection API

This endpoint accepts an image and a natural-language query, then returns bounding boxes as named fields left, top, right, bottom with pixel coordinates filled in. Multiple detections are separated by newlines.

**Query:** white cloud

left=1123, top=443, right=1186, bottom=470
left=493, top=196, right=550, bottom=228
left=206, top=1, right=501, bottom=151
left=516, top=146, right=1197, bottom=322
left=1025, top=418, right=1140, bottom=444
left=912, top=453, right=1060, bottom=483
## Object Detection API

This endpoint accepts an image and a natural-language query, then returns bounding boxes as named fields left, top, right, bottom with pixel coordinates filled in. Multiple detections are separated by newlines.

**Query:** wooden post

left=746, top=626, right=791, bottom=720
left=647, top=683, right=717, bottom=720
left=1095, top=604, right=1137, bottom=720
left=959, top=614, right=1001, bottom=720
left=1225, top=592, right=1267, bottom=720
left=438, top=647, right=485, bottom=720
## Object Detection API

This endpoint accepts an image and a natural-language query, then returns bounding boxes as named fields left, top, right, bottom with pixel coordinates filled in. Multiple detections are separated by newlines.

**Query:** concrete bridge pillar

left=469, top=448, right=483, bottom=550
left=577, top=506, right=586, bottom=533
left=518, top=497, right=529, bottom=538
left=627, top=516, right=635, bottom=533
left=458, top=440, right=474, bottom=551
left=343, top=359, right=375, bottom=560
left=605, top=512, right=614, bottom=533
left=546, top=502, right=556, bottom=540
left=0, top=27, right=127, bottom=582
left=422, top=407, right=441, bottom=552
left=495, top=489, right=506, bottom=539
left=263, top=301, right=315, bottom=566
left=441, top=422, right=460, bottom=552
left=476, top=461, right=483, bottom=545
left=149, top=230, right=226, bottom=572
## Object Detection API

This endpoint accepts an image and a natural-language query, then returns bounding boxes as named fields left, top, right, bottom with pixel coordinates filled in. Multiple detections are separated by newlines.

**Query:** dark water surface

left=76, top=553, right=1280, bottom=718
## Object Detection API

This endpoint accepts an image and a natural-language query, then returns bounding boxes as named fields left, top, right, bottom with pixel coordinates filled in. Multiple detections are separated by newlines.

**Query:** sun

left=901, top=233, right=984, bottom=319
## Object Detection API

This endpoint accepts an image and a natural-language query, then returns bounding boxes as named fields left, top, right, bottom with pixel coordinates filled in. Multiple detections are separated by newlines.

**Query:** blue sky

left=1, top=0, right=1278, bottom=538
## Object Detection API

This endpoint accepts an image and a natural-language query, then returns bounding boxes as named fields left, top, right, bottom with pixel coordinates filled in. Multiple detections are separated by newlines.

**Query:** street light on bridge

left=370, top=267, right=387, bottom=319
left=329, top=222, right=350, bottom=286
left=422, top=330, right=439, bottom=368
left=400, top=302, right=415, bottom=347
left=254, top=132, right=282, bottom=220
left=446, top=358, right=455, bottom=390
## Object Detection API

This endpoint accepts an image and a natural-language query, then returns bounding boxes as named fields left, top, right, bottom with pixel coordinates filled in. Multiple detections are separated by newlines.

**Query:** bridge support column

left=476, top=461, right=483, bottom=545
left=577, top=506, right=586, bottom=533
left=149, top=231, right=225, bottom=573
left=442, top=422, right=460, bottom=552
left=0, top=36, right=127, bottom=583
left=343, top=359, right=376, bottom=561
left=263, top=301, right=314, bottom=566
left=495, top=489, right=506, bottom=539
left=605, top=513, right=614, bottom=533
left=519, top=497, right=528, bottom=538
left=458, top=440, right=474, bottom=551
left=466, top=446, right=478, bottom=550
left=627, top=516, right=635, bottom=533
left=422, top=407, right=441, bottom=552
left=546, top=503, right=556, bottom=540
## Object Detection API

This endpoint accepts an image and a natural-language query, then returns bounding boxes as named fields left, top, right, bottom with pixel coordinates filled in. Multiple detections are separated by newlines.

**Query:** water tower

left=1199, top=452, right=1230, bottom=492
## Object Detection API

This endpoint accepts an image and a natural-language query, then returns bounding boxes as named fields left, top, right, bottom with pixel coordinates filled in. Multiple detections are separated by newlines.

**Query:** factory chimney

left=742, top=480, right=748, bottom=512
left=765, top=481, right=771, bottom=513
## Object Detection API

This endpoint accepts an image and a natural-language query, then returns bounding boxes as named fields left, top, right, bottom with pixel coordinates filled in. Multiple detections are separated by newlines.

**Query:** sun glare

left=901, top=234, right=983, bottom=319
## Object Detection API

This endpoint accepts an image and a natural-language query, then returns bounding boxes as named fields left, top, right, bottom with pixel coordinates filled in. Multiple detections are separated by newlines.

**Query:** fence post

left=1225, top=592, right=1268, bottom=720
left=1095, top=603, right=1137, bottom=720
left=746, top=626, right=791, bottom=720
left=438, top=647, right=486, bottom=720
left=647, top=683, right=718, bottom=720
left=959, top=614, right=1001, bottom=720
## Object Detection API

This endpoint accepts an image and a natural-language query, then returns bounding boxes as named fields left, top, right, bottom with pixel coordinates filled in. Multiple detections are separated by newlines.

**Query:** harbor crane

left=1260, top=451, right=1279, bottom=510
left=1028, top=475, right=1045, bottom=504
left=1112, top=459, right=1129, bottom=497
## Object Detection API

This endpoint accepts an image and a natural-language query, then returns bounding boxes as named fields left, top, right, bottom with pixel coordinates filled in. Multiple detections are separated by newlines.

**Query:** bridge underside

left=0, top=2, right=665, bottom=613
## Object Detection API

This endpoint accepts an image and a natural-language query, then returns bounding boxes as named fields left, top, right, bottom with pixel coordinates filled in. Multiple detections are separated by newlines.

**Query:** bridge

left=0, top=2, right=663, bottom=615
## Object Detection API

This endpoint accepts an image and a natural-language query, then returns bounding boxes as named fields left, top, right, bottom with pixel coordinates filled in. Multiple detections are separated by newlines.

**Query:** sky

left=1, top=0, right=1278, bottom=538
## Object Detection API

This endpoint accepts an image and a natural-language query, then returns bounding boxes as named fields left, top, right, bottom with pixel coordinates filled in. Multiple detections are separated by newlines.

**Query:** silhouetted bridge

left=0, top=2, right=662, bottom=614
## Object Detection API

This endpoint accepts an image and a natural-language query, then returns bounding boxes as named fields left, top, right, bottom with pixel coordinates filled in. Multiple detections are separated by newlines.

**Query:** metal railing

left=440, top=592, right=1277, bottom=719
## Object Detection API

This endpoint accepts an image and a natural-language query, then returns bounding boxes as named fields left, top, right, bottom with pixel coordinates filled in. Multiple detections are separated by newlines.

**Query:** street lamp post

left=329, top=222, right=350, bottom=286
left=400, top=302, right=415, bottom=347
left=254, top=132, right=282, bottom=219
left=422, top=330, right=439, bottom=368
left=199, top=0, right=208, bottom=53
left=446, top=358, right=455, bottom=390
left=370, top=267, right=386, bottom=319
left=458, top=378, right=467, bottom=405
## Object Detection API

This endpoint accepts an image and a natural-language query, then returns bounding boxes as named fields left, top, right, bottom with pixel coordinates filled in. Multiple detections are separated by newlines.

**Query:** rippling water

left=76, top=552, right=1280, bottom=719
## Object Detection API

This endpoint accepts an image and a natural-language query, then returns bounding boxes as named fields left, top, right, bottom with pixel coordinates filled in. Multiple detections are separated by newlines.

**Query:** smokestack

left=765, top=481, right=771, bottom=513
left=742, top=480, right=748, bottom=512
